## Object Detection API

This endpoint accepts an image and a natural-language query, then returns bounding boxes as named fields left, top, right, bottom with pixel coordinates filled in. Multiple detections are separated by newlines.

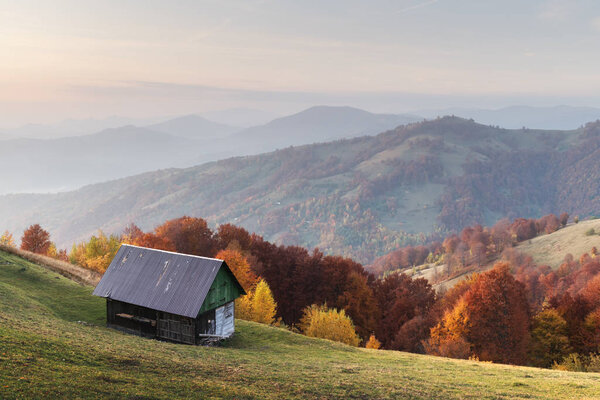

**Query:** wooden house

left=93, top=244, right=245, bottom=344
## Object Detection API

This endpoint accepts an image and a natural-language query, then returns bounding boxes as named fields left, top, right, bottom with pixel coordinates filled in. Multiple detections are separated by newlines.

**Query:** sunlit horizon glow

left=2, top=0, right=600, bottom=127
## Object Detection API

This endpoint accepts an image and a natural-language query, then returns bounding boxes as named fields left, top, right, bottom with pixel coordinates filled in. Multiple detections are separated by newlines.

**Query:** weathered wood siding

left=215, top=301, right=235, bottom=338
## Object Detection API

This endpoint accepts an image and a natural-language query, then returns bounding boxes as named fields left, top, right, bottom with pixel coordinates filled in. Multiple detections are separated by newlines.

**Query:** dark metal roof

left=93, top=244, right=242, bottom=318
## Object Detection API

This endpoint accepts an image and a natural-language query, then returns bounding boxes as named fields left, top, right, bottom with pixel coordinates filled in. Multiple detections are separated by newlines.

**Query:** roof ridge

left=120, top=243, right=224, bottom=262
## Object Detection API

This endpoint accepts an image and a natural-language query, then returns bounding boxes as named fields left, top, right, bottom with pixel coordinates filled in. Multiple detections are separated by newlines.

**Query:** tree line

left=5, top=213, right=599, bottom=370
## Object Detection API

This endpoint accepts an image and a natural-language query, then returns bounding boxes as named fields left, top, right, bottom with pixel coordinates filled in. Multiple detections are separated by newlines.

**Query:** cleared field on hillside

left=1, top=250, right=599, bottom=399
left=517, top=219, right=600, bottom=268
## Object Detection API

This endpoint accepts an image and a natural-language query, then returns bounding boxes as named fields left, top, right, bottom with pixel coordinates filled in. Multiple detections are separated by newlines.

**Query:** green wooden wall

left=198, top=266, right=243, bottom=315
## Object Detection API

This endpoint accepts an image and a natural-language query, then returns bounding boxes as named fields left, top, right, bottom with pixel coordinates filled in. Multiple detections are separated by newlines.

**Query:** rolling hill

left=2, top=116, right=600, bottom=264
left=1, top=249, right=598, bottom=399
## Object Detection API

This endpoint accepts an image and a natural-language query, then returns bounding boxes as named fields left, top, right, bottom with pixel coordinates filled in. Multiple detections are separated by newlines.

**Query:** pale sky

left=2, top=0, right=600, bottom=127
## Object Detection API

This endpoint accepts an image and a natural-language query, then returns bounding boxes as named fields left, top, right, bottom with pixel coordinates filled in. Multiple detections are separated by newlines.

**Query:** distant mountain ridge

left=0, top=126, right=209, bottom=193
left=230, top=106, right=421, bottom=154
left=418, top=105, right=600, bottom=130
left=147, top=115, right=240, bottom=139
left=2, top=116, right=600, bottom=264
left=0, top=106, right=421, bottom=194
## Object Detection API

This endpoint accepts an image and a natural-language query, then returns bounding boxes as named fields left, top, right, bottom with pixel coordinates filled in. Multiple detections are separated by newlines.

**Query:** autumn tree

left=127, top=232, right=175, bottom=251
left=122, top=223, right=144, bottom=242
left=235, top=292, right=254, bottom=321
left=365, top=334, right=382, bottom=349
left=529, top=309, right=572, bottom=367
left=215, top=248, right=259, bottom=292
left=582, top=308, right=600, bottom=353
left=70, top=231, right=121, bottom=273
left=559, top=213, right=569, bottom=227
left=154, top=216, right=217, bottom=257
left=373, top=273, right=436, bottom=350
left=0, top=231, right=15, bottom=247
left=461, top=263, right=531, bottom=364
left=216, top=223, right=253, bottom=252
left=300, top=304, right=360, bottom=346
left=251, top=279, right=277, bottom=325
left=20, top=224, right=51, bottom=254
left=424, top=298, right=472, bottom=359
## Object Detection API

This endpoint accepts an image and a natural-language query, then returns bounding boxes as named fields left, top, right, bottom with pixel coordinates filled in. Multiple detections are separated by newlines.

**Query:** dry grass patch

left=516, top=219, right=600, bottom=268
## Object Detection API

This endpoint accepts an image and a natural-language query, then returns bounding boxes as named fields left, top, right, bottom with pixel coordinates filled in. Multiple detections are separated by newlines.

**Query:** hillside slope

left=516, top=219, right=600, bottom=268
left=1, top=250, right=598, bottom=399
left=3, top=117, right=600, bottom=263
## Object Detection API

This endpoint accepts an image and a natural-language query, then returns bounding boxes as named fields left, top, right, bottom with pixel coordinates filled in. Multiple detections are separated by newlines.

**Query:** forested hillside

left=1, top=117, right=599, bottom=263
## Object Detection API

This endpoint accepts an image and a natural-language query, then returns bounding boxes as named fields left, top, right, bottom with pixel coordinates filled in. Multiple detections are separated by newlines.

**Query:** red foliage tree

left=216, top=223, right=253, bottom=252
left=154, top=216, right=217, bottom=257
left=373, top=274, right=436, bottom=350
left=462, top=263, right=530, bottom=364
left=559, top=212, right=569, bottom=227
left=122, top=223, right=144, bottom=242
left=20, top=224, right=51, bottom=254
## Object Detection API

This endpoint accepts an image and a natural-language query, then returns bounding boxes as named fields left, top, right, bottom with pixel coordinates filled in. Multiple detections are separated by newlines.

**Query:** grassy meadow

left=1, top=249, right=599, bottom=399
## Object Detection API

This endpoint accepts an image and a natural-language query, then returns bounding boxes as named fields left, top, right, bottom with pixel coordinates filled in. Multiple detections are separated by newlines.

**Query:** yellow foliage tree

left=69, top=231, right=121, bottom=273
left=46, top=242, right=58, bottom=258
left=300, top=304, right=360, bottom=347
left=235, top=292, right=254, bottom=321
left=0, top=231, right=15, bottom=247
left=365, top=334, right=382, bottom=349
left=251, top=279, right=277, bottom=325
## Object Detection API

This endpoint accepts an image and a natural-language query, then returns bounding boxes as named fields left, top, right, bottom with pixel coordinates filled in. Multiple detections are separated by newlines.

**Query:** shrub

left=587, top=354, right=600, bottom=373
left=553, top=353, right=600, bottom=372
left=365, top=334, right=382, bottom=349
left=585, top=228, right=596, bottom=236
left=300, top=304, right=360, bottom=346
left=553, top=353, right=586, bottom=372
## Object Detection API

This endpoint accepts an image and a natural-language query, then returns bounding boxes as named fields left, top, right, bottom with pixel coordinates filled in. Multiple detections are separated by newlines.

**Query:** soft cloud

left=538, top=0, right=571, bottom=21
left=591, top=16, right=600, bottom=31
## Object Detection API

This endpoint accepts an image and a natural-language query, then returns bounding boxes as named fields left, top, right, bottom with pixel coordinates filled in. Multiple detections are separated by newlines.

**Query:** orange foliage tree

left=126, top=232, right=175, bottom=252
left=215, top=248, right=259, bottom=292
left=426, top=263, right=531, bottom=364
left=365, top=334, right=382, bottom=349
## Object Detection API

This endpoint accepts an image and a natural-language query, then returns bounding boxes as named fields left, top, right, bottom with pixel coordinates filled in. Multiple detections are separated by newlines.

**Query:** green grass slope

left=1, top=250, right=599, bottom=400
left=516, top=219, right=600, bottom=268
